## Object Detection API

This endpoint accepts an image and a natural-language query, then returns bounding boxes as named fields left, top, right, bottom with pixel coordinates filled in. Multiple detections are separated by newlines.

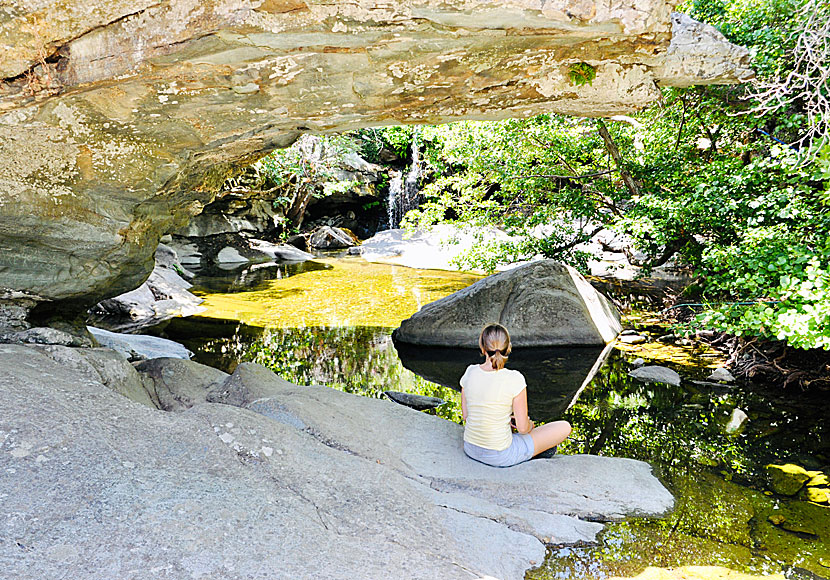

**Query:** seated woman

left=460, top=323, right=571, bottom=467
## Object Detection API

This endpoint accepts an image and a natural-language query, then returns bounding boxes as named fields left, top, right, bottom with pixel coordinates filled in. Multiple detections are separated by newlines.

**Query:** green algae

left=192, top=256, right=482, bottom=328
left=528, top=468, right=830, bottom=580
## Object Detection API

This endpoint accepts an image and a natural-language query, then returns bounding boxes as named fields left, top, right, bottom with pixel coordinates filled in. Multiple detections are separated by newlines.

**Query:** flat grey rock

left=628, top=365, right=682, bottom=387
left=0, top=346, right=673, bottom=580
left=87, top=326, right=192, bottom=361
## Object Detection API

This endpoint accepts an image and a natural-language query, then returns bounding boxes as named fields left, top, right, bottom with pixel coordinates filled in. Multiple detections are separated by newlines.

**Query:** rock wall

left=0, top=0, right=752, bottom=329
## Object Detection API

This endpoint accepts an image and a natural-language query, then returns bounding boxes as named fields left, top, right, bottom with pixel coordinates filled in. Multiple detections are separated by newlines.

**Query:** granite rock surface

left=0, top=345, right=673, bottom=580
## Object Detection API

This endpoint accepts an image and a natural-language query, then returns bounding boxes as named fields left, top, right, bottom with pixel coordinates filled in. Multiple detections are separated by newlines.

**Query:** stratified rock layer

left=0, top=1, right=752, bottom=327
left=394, top=260, right=622, bottom=347
left=0, top=347, right=673, bottom=580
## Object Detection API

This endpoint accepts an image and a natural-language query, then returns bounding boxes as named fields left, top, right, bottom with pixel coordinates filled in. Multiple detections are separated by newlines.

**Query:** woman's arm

left=461, top=387, right=468, bottom=422
left=511, top=388, right=534, bottom=434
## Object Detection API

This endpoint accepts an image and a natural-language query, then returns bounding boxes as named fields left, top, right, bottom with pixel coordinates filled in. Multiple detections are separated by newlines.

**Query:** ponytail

left=479, top=324, right=512, bottom=371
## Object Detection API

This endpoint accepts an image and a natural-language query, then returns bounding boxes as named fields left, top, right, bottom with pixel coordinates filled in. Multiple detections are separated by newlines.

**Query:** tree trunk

left=285, top=181, right=314, bottom=230
left=596, top=118, right=642, bottom=198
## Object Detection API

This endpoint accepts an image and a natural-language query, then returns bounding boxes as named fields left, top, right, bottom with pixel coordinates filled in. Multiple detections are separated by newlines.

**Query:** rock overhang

left=0, top=0, right=753, bottom=327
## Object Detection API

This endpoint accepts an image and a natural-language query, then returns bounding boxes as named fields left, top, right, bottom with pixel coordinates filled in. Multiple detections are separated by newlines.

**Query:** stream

left=154, top=255, right=830, bottom=579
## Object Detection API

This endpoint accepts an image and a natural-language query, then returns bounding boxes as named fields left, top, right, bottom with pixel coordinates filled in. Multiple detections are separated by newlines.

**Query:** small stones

left=707, top=367, right=735, bottom=383
left=724, top=408, right=748, bottom=434
left=618, top=334, right=647, bottom=344
left=628, top=365, right=681, bottom=387
left=630, top=357, right=645, bottom=368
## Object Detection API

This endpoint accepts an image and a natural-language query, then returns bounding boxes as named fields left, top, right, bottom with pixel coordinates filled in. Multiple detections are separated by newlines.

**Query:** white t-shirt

left=460, top=364, right=527, bottom=451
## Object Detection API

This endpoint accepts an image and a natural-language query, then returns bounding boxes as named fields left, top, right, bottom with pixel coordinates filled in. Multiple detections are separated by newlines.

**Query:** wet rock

left=707, top=367, right=736, bottom=383
left=628, top=365, right=682, bottom=387
left=765, top=463, right=812, bottom=496
left=724, top=408, right=749, bottom=435
left=805, top=487, right=830, bottom=504
left=87, top=326, right=191, bottom=362
left=618, top=334, right=647, bottom=344
left=631, top=358, right=646, bottom=368
left=383, top=391, right=446, bottom=411
left=308, top=226, right=358, bottom=249
left=395, top=260, right=622, bottom=347
left=0, top=345, right=673, bottom=580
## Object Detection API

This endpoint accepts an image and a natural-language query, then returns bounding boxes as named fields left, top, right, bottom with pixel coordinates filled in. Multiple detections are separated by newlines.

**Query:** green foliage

left=402, top=116, right=620, bottom=273
left=352, top=125, right=445, bottom=164
left=257, top=133, right=358, bottom=193
left=567, top=62, right=596, bottom=87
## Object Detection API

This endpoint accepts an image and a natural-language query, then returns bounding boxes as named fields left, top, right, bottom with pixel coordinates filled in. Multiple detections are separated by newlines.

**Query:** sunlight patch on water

left=192, top=257, right=482, bottom=328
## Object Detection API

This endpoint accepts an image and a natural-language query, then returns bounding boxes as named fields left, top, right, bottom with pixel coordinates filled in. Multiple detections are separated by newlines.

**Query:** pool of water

left=154, top=256, right=830, bottom=579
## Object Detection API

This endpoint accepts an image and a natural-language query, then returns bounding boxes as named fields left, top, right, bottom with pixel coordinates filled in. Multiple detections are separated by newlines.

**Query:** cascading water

left=387, top=171, right=404, bottom=229
left=386, top=127, right=422, bottom=229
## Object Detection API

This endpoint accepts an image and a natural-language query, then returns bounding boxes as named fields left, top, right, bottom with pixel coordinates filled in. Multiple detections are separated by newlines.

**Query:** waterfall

left=386, top=126, right=422, bottom=230
left=387, top=171, right=403, bottom=230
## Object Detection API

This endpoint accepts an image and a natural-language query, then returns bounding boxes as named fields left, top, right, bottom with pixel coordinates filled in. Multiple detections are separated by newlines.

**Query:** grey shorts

left=463, top=433, right=535, bottom=468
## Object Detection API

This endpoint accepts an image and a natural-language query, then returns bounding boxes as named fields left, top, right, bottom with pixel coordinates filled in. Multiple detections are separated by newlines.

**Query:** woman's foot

left=533, top=446, right=557, bottom=459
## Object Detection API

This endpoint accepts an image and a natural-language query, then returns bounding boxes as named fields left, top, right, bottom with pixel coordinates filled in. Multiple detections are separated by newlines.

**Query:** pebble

left=707, top=368, right=736, bottom=383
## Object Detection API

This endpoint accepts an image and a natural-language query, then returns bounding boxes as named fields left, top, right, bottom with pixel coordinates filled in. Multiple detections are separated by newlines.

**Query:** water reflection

left=158, top=319, right=467, bottom=422
left=527, top=351, right=830, bottom=579
left=394, top=342, right=607, bottom=422
left=188, top=260, right=332, bottom=294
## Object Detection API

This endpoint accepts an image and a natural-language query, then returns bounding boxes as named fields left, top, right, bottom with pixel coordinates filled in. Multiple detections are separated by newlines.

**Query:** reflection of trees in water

left=246, top=326, right=464, bottom=422
left=533, top=351, right=830, bottom=579
left=565, top=349, right=830, bottom=487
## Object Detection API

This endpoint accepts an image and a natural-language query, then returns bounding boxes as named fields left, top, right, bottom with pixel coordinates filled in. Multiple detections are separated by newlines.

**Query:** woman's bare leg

left=529, top=420, right=571, bottom=455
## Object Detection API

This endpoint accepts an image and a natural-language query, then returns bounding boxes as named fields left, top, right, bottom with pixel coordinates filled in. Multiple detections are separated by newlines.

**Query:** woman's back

left=461, top=364, right=526, bottom=451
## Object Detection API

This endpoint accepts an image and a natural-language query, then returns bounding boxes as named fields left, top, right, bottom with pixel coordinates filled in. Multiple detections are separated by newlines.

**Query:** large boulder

left=0, top=2, right=752, bottom=327
left=394, top=260, right=622, bottom=347
left=0, top=345, right=672, bottom=580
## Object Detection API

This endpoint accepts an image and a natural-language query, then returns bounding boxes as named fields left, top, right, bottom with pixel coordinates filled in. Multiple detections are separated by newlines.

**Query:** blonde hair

left=479, top=323, right=512, bottom=371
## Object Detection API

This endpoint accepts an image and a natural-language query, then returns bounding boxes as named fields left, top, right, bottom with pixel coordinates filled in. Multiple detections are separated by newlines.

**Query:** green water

left=155, top=257, right=830, bottom=580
